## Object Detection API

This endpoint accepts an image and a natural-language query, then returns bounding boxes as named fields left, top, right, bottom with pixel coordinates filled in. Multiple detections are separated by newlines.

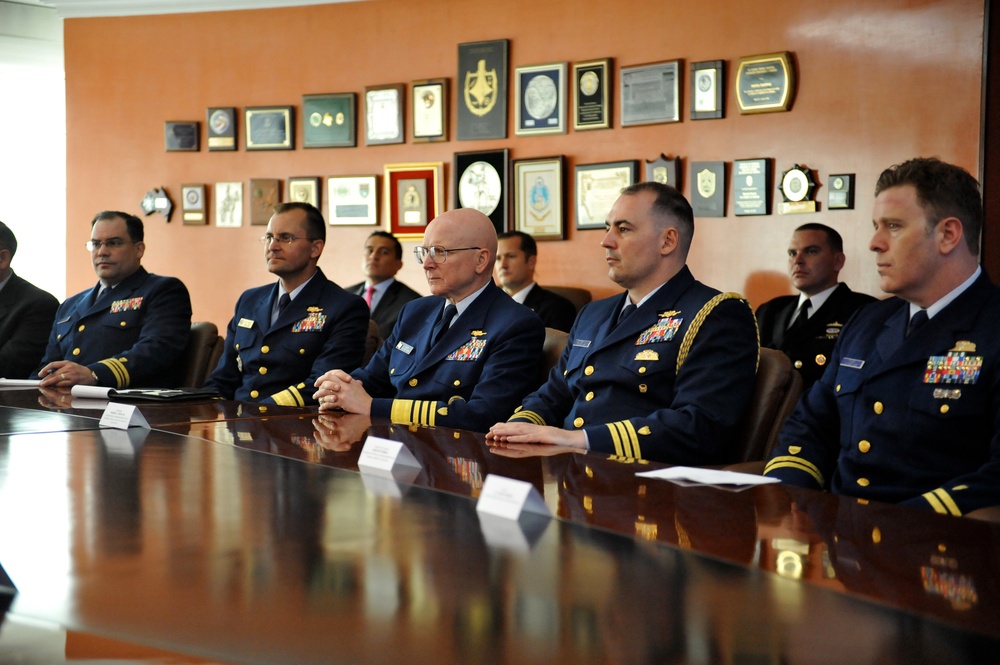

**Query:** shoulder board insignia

left=471, top=330, right=487, bottom=337
left=238, top=318, right=255, bottom=329
left=307, top=306, right=322, bottom=313
left=952, top=341, right=977, bottom=353
left=634, top=349, right=659, bottom=361
left=659, top=310, right=679, bottom=318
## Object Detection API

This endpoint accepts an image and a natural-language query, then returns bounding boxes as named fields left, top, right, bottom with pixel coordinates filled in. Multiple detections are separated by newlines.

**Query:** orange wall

left=64, top=0, right=985, bottom=328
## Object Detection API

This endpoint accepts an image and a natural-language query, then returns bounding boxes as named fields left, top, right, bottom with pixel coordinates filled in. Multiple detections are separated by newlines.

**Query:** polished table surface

left=0, top=390, right=998, bottom=663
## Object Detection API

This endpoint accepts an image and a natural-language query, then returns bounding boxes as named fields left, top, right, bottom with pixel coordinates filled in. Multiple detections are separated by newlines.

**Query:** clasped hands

left=313, top=369, right=372, bottom=415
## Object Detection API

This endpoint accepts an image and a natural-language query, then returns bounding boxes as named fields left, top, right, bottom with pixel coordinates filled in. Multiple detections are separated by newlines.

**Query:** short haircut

left=497, top=230, right=537, bottom=258
left=794, top=222, right=844, bottom=253
left=0, top=222, right=17, bottom=258
left=874, top=157, right=982, bottom=254
left=274, top=202, right=326, bottom=242
left=620, top=181, right=695, bottom=254
left=91, top=211, right=144, bottom=242
left=367, top=230, right=403, bottom=260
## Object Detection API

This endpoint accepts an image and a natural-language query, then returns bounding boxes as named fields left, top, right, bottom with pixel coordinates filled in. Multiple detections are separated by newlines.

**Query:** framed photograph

left=365, top=83, right=404, bottom=145
left=454, top=149, right=509, bottom=236
left=164, top=121, right=199, bottom=151
left=621, top=60, right=681, bottom=126
left=383, top=162, right=444, bottom=240
left=515, top=62, right=567, bottom=135
left=288, top=177, right=320, bottom=209
left=327, top=176, right=379, bottom=226
left=206, top=107, right=236, bottom=151
left=513, top=156, right=564, bottom=240
left=181, top=184, right=207, bottom=225
left=249, top=178, right=281, bottom=226
left=572, top=58, right=611, bottom=131
left=412, top=78, right=447, bottom=143
left=303, top=93, right=356, bottom=148
left=574, top=160, right=638, bottom=230
left=245, top=106, right=294, bottom=150
left=457, top=38, right=508, bottom=140
left=214, top=182, right=243, bottom=227
left=691, top=60, right=724, bottom=120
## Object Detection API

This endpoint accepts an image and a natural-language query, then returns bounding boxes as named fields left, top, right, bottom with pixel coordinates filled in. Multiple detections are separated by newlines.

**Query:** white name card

left=99, top=402, right=150, bottom=430
left=476, top=474, right=551, bottom=521
left=357, top=436, right=422, bottom=476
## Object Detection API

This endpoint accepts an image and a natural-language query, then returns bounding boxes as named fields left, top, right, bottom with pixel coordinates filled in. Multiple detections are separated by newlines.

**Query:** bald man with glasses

left=313, top=208, right=544, bottom=433
left=204, top=202, right=369, bottom=406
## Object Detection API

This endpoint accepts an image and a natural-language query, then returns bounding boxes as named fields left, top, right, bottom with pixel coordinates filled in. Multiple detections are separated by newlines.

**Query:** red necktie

left=364, top=285, right=375, bottom=308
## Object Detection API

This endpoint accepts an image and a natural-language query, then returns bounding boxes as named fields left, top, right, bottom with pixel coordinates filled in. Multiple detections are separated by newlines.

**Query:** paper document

left=636, top=466, right=780, bottom=490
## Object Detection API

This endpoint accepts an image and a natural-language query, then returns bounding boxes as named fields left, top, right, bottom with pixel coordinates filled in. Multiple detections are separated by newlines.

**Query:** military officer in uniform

left=487, top=182, right=759, bottom=465
left=313, top=208, right=545, bottom=433
left=765, top=158, right=1000, bottom=516
left=205, top=202, right=369, bottom=406
left=756, top=223, right=876, bottom=389
left=346, top=231, right=422, bottom=338
left=495, top=230, right=578, bottom=332
left=35, top=211, right=192, bottom=388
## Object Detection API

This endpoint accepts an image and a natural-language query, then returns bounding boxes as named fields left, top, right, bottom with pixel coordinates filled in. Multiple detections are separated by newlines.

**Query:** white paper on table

left=636, top=466, right=780, bottom=491
left=0, top=379, right=41, bottom=390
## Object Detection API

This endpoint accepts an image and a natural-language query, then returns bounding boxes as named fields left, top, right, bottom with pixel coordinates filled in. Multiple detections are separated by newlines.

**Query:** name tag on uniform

left=395, top=341, right=414, bottom=354
left=238, top=318, right=255, bottom=329
left=840, top=357, right=865, bottom=369
left=572, top=339, right=592, bottom=348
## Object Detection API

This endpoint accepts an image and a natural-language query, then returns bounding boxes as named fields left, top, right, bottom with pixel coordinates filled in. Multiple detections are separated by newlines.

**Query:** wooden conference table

left=0, top=387, right=997, bottom=663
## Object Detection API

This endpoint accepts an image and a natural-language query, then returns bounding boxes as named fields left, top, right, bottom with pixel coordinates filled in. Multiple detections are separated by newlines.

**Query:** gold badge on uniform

left=471, top=330, right=487, bottom=337
left=952, top=341, right=977, bottom=353
left=634, top=349, right=659, bottom=361
left=307, top=306, right=322, bottom=313
left=824, top=322, right=844, bottom=339
left=815, top=354, right=827, bottom=366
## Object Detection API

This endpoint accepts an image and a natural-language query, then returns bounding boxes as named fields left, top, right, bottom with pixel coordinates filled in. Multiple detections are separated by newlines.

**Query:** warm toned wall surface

left=64, top=0, right=985, bottom=330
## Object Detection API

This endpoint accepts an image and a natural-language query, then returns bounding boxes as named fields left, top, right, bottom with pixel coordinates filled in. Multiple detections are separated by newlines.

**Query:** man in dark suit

left=755, top=223, right=876, bottom=389
left=205, top=203, right=369, bottom=406
left=0, top=222, right=59, bottom=378
left=35, top=211, right=192, bottom=389
left=347, top=231, right=421, bottom=338
left=313, top=208, right=545, bottom=433
left=765, top=158, right=1000, bottom=515
left=495, top=230, right=578, bottom=332
left=487, top=182, right=759, bottom=464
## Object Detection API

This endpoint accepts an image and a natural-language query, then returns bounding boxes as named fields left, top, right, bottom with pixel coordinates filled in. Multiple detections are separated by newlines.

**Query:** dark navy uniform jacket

left=205, top=268, right=369, bottom=406
left=0, top=272, right=59, bottom=379
left=508, top=266, right=759, bottom=465
left=33, top=267, right=192, bottom=388
left=352, top=282, right=545, bottom=433
left=765, top=272, right=1000, bottom=516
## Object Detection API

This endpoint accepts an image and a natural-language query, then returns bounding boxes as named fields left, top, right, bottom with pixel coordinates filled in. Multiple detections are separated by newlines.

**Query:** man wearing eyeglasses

left=313, top=208, right=545, bottom=432
left=204, top=202, right=369, bottom=406
left=35, top=210, right=193, bottom=388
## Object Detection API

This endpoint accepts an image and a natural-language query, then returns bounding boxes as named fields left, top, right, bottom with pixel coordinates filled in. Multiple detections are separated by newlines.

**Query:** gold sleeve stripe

left=607, top=420, right=641, bottom=459
left=98, top=358, right=130, bottom=388
left=923, top=488, right=962, bottom=516
left=508, top=410, right=546, bottom=425
left=272, top=386, right=305, bottom=407
left=764, top=456, right=825, bottom=486
left=676, top=292, right=758, bottom=374
left=390, top=399, right=440, bottom=427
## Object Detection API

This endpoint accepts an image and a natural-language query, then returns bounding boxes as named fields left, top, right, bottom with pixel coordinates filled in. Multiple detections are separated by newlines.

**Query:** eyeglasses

left=413, top=246, right=481, bottom=265
left=259, top=234, right=318, bottom=245
left=86, top=238, right=132, bottom=251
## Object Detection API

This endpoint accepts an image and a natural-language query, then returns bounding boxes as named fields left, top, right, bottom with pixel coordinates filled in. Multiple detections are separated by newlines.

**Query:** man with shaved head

left=314, top=208, right=544, bottom=432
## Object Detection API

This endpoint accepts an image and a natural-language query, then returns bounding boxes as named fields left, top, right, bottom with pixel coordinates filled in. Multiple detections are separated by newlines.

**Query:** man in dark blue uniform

left=346, top=231, right=421, bottom=338
left=205, top=202, right=368, bottom=407
left=765, top=158, right=1000, bottom=516
left=487, top=182, right=759, bottom=465
left=0, top=221, right=59, bottom=379
left=496, top=230, right=578, bottom=332
left=35, top=211, right=191, bottom=389
left=756, top=223, right=876, bottom=389
left=313, top=208, right=545, bottom=433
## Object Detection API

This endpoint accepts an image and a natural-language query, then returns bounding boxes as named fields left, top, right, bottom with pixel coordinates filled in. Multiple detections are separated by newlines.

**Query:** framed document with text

left=572, top=58, right=611, bottom=130
left=412, top=78, right=447, bottom=143
left=575, top=160, right=638, bottom=229
left=328, top=175, right=379, bottom=226
left=245, top=106, right=294, bottom=150
left=621, top=60, right=681, bottom=126
left=365, top=84, right=405, bottom=145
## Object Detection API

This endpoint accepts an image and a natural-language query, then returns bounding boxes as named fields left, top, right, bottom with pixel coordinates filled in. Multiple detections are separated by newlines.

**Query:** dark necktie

left=273, top=293, right=291, bottom=325
left=906, top=309, right=928, bottom=338
left=91, top=285, right=108, bottom=307
left=787, top=298, right=812, bottom=335
left=432, top=303, right=458, bottom=345
left=614, top=303, right=636, bottom=329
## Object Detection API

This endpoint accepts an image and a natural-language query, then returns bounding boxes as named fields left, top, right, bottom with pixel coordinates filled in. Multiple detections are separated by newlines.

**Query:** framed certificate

left=181, top=184, right=207, bottom=225
left=515, top=62, right=567, bottom=135
left=621, top=60, right=682, bottom=126
left=574, top=160, right=638, bottom=230
left=365, top=83, right=404, bottom=145
left=214, top=182, right=243, bottom=227
left=303, top=93, right=356, bottom=148
left=457, top=39, right=508, bottom=140
left=454, top=149, right=509, bottom=235
left=513, top=156, right=564, bottom=240
left=245, top=106, right=294, bottom=150
left=412, top=78, right=447, bottom=143
left=206, top=107, right=236, bottom=151
left=328, top=175, right=379, bottom=226
left=572, top=58, right=611, bottom=131
left=249, top=178, right=280, bottom=226
left=383, top=162, right=444, bottom=240
left=164, top=121, right=199, bottom=151
left=736, top=51, right=796, bottom=114
left=691, top=60, right=724, bottom=120
left=288, top=177, right=320, bottom=209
